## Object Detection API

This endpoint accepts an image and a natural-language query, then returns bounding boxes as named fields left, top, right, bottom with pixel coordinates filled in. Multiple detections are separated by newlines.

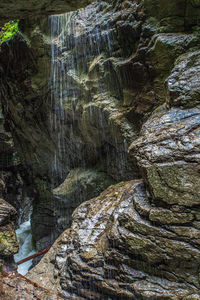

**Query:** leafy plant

left=0, top=20, right=19, bottom=45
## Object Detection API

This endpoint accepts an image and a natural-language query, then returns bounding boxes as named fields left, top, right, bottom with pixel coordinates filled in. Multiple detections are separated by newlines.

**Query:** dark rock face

left=0, top=1, right=144, bottom=247
left=32, top=168, right=115, bottom=250
left=1, top=0, right=200, bottom=298
left=27, top=181, right=200, bottom=299
left=142, top=0, right=200, bottom=32
left=0, top=96, right=32, bottom=223
left=0, top=0, right=92, bottom=25
left=0, top=199, right=18, bottom=267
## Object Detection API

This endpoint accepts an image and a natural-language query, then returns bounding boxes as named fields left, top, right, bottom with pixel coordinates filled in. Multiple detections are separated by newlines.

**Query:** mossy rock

left=0, top=226, right=19, bottom=256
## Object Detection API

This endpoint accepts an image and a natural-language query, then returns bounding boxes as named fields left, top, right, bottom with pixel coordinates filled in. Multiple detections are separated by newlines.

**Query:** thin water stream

left=49, top=4, right=117, bottom=184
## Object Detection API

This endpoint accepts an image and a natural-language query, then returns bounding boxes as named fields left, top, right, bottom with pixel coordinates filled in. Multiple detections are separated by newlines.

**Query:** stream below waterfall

left=14, top=220, right=36, bottom=275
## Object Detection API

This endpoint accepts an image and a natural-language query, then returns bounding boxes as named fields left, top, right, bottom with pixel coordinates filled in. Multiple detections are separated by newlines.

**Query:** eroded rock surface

left=1, top=0, right=200, bottom=298
left=167, top=50, right=200, bottom=108
left=0, top=109, right=31, bottom=221
left=53, top=168, right=115, bottom=231
left=0, top=0, right=92, bottom=25
left=32, top=168, right=115, bottom=250
left=0, top=199, right=18, bottom=266
left=129, top=108, right=200, bottom=207
left=0, top=272, right=63, bottom=300
left=0, top=1, right=144, bottom=246
left=28, top=181, right=200, bottom=299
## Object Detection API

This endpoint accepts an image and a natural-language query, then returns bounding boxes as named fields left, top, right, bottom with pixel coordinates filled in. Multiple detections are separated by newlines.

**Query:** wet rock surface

left=167, top=50, right=200, bottom=108
left=32, top=168, right=115, bottom=250
left=53, top=168, right=115, bottom=232
left=142, top=0, right=200, bottom=32
left=0, top=199, right=17, bottom=226
left=0, top=1, right=144, bottom=246
left=0, top=0, right=200, bottom=298
left=0, top=272, right=63, bottom=300
left=129, top=108, right=200, bottom=207
left=27, top=181, right=200, bottom=299
left=0, top=199, right=18, bottom=263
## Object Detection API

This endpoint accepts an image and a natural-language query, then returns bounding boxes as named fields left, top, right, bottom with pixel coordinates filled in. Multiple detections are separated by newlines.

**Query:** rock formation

left=0, top=271, right=63, bottom=300
left=27, top=0, right=200, bottom=298
left=27, top=180, right=200, bottom=299
left=0, top=0, right=200, bottom=299
left=129, top=108, right=200, bottom=208
left=0, top=199, right=18, bottom=267
left=0, top=0, right=92, bottom=25
left=0, top=106, right=32, bottom=222
left=0, top=0, right=144, bottom=247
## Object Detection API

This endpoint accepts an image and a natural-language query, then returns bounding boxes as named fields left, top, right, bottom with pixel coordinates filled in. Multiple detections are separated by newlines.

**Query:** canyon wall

left=0, top=0, right=200, bottom=298
left=0, top=0, right=92, bottom=25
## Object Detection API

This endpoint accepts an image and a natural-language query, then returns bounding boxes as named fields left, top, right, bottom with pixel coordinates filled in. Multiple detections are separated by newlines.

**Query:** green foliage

left=0, top=20, right=19, bottom=45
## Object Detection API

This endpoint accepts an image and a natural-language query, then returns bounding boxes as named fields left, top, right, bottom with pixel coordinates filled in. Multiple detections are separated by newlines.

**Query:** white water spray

left=14, top=219, right=36, bottom=275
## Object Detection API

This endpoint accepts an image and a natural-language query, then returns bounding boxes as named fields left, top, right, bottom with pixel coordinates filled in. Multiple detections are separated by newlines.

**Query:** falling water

left=21, top=3, right=136, bottom=298
left=49, top=4, right=118, bottom=186
left=14, top=219, right=36, bottom=275
left=46, top=5, right=132, bottom=253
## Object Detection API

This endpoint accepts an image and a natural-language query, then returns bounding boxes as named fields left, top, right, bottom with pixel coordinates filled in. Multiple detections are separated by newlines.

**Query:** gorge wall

left=0, top=0, right=200, bottom=299
left=0, top=0, right=92, bottom=25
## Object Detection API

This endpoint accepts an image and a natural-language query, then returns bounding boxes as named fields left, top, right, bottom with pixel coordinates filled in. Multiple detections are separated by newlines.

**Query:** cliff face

left=0, top=106, right=31, bottom=223
left=0, top=0, right=200, bottom=298
left=0, top=0, right=92, bottom=25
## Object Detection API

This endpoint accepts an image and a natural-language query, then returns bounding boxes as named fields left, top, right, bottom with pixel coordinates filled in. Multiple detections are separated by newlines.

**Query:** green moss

left=0, top=20, right=19, bottom=45
left=0, top=231, right=19, bottom=255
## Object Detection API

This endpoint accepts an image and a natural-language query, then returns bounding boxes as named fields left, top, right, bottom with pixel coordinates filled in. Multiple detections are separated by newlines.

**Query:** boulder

left=147, top=33, right=199, bottom=101
left=129, top=108, right=200, bottom=207
left=167, top=50, right=200, bottom=108
left=53, top=168, right=115, bottom=230
left=27, top=180, right=200, bottom=299
left=0, top=225, right=18, bottom=257
left=0, top=198, right=17, bottom=226
left=0, top=199, right=18, bottom=257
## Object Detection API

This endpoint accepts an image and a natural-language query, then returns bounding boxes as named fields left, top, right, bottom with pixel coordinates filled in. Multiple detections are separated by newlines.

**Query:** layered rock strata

left=0, top=271, right=63, bottom=300
left=28, top=180, right=200, bottom=299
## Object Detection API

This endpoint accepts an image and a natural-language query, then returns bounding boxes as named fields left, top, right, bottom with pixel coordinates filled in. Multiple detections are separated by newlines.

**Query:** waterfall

left=14, top=219, right=36, bottom=275
left=49, top=4, right=117, bottom=187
